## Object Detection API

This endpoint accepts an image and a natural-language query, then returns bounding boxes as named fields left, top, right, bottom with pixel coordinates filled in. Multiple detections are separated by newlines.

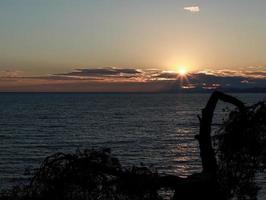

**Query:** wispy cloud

left=0, top=69, right=24, bottom=78
left=199, top=69, right=266, bottom=79
left=55, top=68, right=143, bottom=82
left=1, top=67, right=266, bottom=92
left=57, top=68, right=141, bottom=77
left=184, top=6, right=200, bottom=13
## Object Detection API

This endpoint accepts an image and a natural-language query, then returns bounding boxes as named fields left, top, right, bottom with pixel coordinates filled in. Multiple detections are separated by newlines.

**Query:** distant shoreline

left=0, top=90, right=266, bottom=94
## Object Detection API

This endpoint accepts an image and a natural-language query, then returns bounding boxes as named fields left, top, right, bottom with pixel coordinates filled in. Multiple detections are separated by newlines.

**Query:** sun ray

left=178, top=67, right=188, bottom=76
left=174, top=66, right=192, bottom=88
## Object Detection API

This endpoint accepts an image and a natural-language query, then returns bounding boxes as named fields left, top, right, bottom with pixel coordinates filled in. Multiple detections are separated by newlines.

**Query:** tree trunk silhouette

left=75, top=91, right=246, bottom=199
left=198, top=91, right=246, bottom=175
left=173, top=91, right=246, bottom=200
left=86, top=91, right=247, bottom=198
left=2, top=91, right=248, bottom=200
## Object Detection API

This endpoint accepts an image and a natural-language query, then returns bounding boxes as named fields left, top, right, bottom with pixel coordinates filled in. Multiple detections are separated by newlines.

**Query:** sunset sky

left=0, top=0, right=266, bottom=92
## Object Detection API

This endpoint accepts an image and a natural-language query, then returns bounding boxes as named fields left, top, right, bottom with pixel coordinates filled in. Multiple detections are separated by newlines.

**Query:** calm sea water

left=0, top=93, right=265, bottom=196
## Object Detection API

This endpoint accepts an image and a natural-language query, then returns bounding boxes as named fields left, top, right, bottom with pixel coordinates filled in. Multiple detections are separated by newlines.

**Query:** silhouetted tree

left=1, top=91, right=266, bottom=200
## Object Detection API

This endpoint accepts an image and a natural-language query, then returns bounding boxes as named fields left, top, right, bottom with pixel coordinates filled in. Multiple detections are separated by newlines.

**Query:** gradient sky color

left=1, top=0, right=266, bottom=76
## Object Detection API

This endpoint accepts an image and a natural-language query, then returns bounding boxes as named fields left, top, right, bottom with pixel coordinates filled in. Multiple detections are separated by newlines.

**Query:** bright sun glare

left=178, top=67, right=187, bottom=76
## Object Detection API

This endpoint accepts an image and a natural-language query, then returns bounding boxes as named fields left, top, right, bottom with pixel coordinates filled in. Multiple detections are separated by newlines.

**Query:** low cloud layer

left=0, top=70, right=24, bottom=77
left=1, top=67, right=266, bottom=92
left=57, top=68, right=141, bottom=78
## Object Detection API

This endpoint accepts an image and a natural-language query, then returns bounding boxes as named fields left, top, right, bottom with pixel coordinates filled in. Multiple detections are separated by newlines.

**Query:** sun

left=178, top=67, right=188, bottom=76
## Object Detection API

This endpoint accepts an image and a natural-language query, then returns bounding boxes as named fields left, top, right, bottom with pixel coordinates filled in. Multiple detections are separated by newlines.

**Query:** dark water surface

left=0, top=93, right=265, bottom=196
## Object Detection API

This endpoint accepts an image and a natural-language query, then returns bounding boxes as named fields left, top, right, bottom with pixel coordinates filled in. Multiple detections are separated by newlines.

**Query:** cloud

left=247, top=66, right=266, bottom=70
left=243, top=71, right=266, bottom=78
left=55, top=68, right=182, bottom=82
left=56, top=68, right=142, bottom=80
left=1, top=67, right=266, bottom=92
left=52, top=68, right=266, bottom=88
left=0, top=69, right=24, bottom=77
left=153, top=72, right=178, bottom=80
left=199, top=69, right=266, bottom=79
left=184, top=6, right=200, bottom=13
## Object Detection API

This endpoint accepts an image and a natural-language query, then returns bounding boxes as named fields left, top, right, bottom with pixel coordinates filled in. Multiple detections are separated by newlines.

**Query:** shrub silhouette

left=0, top=148, right=162, bottom=200
left=1, top=92, right=266, bottom=200
left=215, top=101, right=266, bottom=200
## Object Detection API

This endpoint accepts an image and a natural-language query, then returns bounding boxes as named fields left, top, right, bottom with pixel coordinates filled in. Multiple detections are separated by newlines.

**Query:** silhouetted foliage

left=1, top=92, right=266, bottom=200
left=0, top=148, right=162, bottom=200
left=215, top=101, right=266, bottom=200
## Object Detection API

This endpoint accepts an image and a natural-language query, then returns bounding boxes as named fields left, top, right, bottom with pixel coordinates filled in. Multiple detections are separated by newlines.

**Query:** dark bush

left=215, top=101, right=266, bottom=199
left=1, top=93, right=266, bottom=200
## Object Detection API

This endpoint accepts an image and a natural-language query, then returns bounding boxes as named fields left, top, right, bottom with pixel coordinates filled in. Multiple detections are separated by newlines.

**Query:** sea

left=0, top=93, right=265, bottom=197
